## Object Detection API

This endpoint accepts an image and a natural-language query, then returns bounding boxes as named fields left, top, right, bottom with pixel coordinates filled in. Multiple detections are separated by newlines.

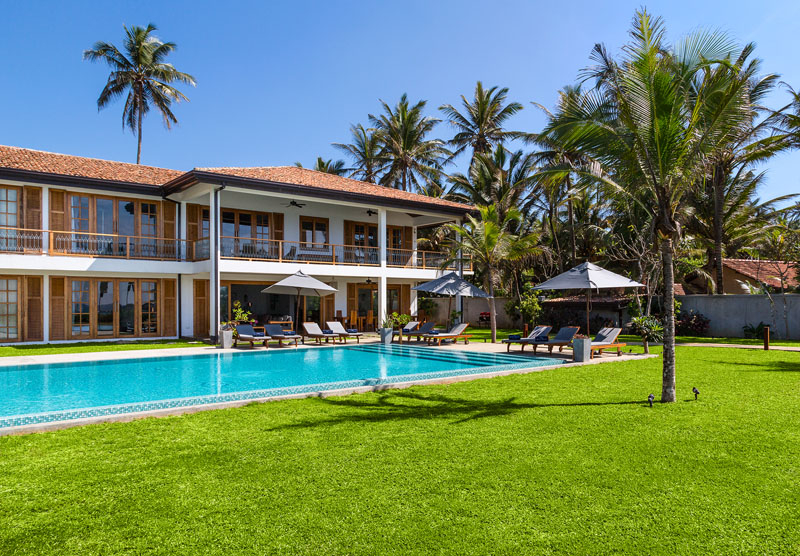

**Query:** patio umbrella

left=533, top=262, right=643, bottom=335
left=261, top=270, right=337, bottom=329
left=413, top=272, right=490, bottom=327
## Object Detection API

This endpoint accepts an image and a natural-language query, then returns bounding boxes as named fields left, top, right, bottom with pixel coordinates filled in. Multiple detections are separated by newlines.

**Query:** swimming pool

left=0, top=344, right=563, bottom=429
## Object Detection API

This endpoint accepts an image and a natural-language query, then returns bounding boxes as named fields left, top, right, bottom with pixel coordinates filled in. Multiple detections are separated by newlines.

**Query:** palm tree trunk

left=661, top=237, right=677, bottom=403
left=713, top=166, right=724, bottom=294
left=136, top=89, right=143, bottom=165
left=548, top=207, right=562, bottom=272
left=566, top=175, right=576, bottom=264
left=487, top=268, right=497, bottom=343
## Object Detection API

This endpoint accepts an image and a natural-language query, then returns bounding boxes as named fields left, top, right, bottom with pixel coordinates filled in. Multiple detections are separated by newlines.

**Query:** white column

left=412, top=226, right=418, bottom=268
left=378, top=209, right=387, bottom=323
left=208, top=190, right=218, bottom=339
left=42, top=273, right=50, bottom=342
left=41, top=185, right=49, bottom=254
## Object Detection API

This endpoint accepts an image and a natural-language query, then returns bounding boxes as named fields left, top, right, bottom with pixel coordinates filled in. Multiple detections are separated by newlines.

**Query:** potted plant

left=572, top=333, right=592, bottom=362
left=218, top=322, right=235, bottom=349
left=378, top=315, right=395, bottom=346
left=629, top=315, right=664, bottom=354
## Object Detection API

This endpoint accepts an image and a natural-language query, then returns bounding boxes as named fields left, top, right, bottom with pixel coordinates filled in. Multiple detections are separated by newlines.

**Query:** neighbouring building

left=685, top=258, right=800, bottom=294
left=0, top=145, right=473, bottom=344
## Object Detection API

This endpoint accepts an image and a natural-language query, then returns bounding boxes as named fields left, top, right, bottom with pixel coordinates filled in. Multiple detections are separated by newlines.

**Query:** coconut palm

left=446, top=205, right=540, bottom=343
left=369, top=94, right=450, bottom=192
left=295, top=158, right=347, bottom=175
left=83, top=24, right=196, bottom=164
left=333, top=124, right=386, bottom=183
left=544, top=10, right=753, bottom=402
left=439, top=82, right=523, bottom=159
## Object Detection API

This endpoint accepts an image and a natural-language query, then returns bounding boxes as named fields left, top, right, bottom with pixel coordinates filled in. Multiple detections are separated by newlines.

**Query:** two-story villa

left=0, top=145, right=472, bottom=343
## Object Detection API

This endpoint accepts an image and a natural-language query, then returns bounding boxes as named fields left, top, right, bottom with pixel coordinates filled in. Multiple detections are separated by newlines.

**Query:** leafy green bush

left=629, top=315, right=663, bottom=353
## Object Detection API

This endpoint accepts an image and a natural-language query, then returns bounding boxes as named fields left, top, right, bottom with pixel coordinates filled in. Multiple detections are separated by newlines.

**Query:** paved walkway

left=626, top=340, right=800, bottom=352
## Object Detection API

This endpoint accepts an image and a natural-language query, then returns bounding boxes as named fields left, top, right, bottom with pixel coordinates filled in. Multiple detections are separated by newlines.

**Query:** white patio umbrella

left=261, top=270, right=337, bottom=329
left=413, top=272, right=490, bottom=326
left=533, top=262, right=644, bottom=335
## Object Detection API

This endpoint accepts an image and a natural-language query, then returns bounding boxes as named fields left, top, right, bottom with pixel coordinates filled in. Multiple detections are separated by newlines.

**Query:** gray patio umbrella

left=533, top=262, right=643, bottom=335
left=261, top=270, right=337, bottom=329
left=413, top=272, right=490, bottom=326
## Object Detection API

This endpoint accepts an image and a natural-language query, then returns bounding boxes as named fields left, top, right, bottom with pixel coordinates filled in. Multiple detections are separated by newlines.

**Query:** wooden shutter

left=186, top=204, right=200, bottom=241
left=23, top=187, right=42, bottom=230
left=49, top=190, right=66, bottom=231
left=49, top=276, right=66, bottom=340
left=401, top=284, right=411, bottom=315
left=323, top=295, right=335, bottom=325
left=403, top=227, right=413, bottom=250
left=343, top=220, right=354, bottom=244
left=24, top=276, right=43, bottom=341
left=162, top=201, right=176, bottom=239
left=193, top=279, right=209, bottom=338
left=162, top=279, right=177, bottom=337
left=347, top=283, right=356, bottom=320
left=272, top=212, right=284, bottom=241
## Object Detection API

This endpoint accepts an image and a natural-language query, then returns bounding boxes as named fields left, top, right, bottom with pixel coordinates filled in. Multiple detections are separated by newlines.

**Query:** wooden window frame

left=0, top=276, right=20, bottom=341
left=299, top=216, right=329, bottom=249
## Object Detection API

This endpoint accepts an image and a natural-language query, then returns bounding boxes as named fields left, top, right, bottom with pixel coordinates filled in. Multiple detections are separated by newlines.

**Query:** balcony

left=219, top=236, right=471, bottom=270
left=0, top=227, right=196, bottom=261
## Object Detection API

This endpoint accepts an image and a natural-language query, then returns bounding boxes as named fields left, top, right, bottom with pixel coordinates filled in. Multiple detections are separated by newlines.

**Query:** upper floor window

left=300, top=216, right=328, bottom=246
left=0, top=187, right=19, bottom=228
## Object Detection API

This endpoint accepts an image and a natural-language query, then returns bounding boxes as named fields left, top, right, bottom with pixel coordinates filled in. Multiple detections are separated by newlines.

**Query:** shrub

left=742, top=321, right=767, bottom=339
left=629, top=315, right=663, bottom=354
left=675, top=310, right=710, bottom=336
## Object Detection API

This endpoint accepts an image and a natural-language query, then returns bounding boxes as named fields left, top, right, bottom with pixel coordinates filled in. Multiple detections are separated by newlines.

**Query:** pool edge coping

left=0, top=352, right=657, bottom=436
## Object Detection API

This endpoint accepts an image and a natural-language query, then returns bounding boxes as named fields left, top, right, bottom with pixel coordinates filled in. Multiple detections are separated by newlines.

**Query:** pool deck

left=0, top=338, right=655, bottom=436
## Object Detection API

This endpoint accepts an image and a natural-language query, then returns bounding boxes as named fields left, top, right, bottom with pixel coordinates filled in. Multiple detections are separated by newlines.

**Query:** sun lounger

left=590, top=327, right=625, bottom=357
left=233, top=324, right=267, bottom=348
left=303, top=322, right=340, bottom=344
left=326, top=321, right=363, bottom=343
left=502, top=325, right=553, bottom=352
left=392, top=321, right=419, bottom=340
left=423, top=323, right=472, bottom=346
left=264, top=324, right=302, bottom=347
left=525, top=326, right=580, bottom=354
left=407, top=321, right=436, bottom=341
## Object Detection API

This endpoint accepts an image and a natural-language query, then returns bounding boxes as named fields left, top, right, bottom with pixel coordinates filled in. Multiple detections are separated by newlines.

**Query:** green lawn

left=465, top=327, right=800, bottom=347
left=1, top=346, right=799, bottom=554
left=0, top=339, right=207, bottom=357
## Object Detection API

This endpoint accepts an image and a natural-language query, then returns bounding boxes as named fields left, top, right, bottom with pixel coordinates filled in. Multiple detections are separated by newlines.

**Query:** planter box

left=379, top=328, right=393, bottom=346
left=572, top=338, right=591, bottom=362
left=218, top=329, right=234, bottom=349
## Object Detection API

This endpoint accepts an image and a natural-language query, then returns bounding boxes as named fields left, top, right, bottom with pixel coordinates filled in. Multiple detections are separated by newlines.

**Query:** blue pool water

left=0, top=344, right=562, bottom=428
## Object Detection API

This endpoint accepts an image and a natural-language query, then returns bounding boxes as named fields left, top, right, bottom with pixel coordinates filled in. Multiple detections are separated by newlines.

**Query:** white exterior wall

left=0, top=177, right=465, bottom=344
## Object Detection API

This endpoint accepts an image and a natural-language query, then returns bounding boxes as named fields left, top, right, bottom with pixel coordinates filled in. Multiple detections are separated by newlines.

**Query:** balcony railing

left=0, top=227, right=45, bottom=253
left=49, top=231, right=194, bottom=261
left=219, top=236, right=471, bottom=270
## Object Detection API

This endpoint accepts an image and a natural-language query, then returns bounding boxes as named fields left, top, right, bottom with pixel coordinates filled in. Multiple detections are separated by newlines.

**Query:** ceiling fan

left=366, top=209, right=377, bottom=216
left=286, top=200, right=306, bottom=208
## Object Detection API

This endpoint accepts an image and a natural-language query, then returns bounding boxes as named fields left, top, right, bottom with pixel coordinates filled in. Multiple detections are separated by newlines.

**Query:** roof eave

left=0, top=167, right=165, bottom=196
left=163, top=170, right=473, bottom=216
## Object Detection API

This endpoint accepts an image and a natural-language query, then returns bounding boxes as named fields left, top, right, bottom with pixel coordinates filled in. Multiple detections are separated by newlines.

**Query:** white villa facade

left=0, top=146, right=473, bottom=344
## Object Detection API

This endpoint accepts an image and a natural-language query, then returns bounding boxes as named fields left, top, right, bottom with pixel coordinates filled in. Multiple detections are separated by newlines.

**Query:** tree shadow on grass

left=729, top=360, right=800, bottom=373
left=266, top=390, right=645, bottom=431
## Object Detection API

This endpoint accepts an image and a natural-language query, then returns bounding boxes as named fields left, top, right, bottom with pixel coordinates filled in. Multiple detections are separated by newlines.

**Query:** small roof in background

left=412, top=272, right=490, bottom=298
left=723, top=258, right=799, bottom=289
left=534, top=262, right=643, bottom=291
left=261, top=271, right=337, bottom=297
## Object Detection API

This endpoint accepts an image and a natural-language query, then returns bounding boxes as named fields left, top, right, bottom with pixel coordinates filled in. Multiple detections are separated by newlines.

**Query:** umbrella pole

left=447, top=296, right=452, bottom=329
left=586, top=290, right=591, bottom=336
left=296, top=292, right=302, bottom=332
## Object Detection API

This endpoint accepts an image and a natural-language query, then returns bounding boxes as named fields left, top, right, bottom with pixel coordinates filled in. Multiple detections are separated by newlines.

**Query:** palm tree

left=446, top=205, right=540, bottom=343
left=369, top=94, right=450, bottom=192
left=544, top=10, right=753, bottom=402
left=439, top=82, right=523, bottom=159
left=698, top=44, right=790, bottom=293
left=83, top=24, right=196, bottom=164
left=295, top=158, right=347, bottom=176
left=333, top=124, right=386, bottom=183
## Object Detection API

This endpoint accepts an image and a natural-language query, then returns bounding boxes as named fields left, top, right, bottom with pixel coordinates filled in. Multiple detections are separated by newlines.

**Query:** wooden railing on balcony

left=0, top=227, right=45, bottom=253
left=219, top=236, right=381, bottom=266
left=49, top=231, right=194, bottom=261
left=219, top=236, right=472, bottom=270
left=387, top=248, right=472, bottom=271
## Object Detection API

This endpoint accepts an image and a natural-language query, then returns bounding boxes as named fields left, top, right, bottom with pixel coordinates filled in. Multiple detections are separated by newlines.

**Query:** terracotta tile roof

left=723, top=258, right=799, bottom=289
left=0, top=145, right=183, bottom=187
left=543, top=294, right=633, bottom=305
left=674, top=283, right=686, bottom=295
left=194, top=166, right=473, bottom=211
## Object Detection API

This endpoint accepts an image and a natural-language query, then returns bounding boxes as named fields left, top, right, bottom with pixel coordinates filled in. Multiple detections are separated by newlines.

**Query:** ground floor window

left=61, top=278, right=171, bottom=340
left=0, top=278, right=19, bottom=340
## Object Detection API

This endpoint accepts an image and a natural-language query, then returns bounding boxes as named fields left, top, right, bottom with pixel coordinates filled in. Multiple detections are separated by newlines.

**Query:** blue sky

left=1, top=0, right=798, bottom=201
